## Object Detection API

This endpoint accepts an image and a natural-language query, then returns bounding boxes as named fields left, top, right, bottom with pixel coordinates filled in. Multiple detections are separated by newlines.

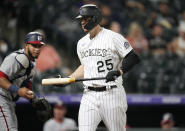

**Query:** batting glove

left=105, top=70, right=121, bottom=82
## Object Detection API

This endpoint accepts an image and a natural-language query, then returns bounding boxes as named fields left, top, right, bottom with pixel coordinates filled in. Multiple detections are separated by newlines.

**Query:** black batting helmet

left=24, top=32, right=45, bottom=45
left=76, top=4, right=102, bottom=30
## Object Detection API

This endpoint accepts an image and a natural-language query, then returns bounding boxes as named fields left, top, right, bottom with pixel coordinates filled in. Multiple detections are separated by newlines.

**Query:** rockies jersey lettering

left=80, top=48, right=111, bottom=58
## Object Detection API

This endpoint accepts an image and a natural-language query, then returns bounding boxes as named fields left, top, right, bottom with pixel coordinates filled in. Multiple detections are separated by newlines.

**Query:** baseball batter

left=0, top=32, right=45, bottom=131
left=69, top=4, right=140, bottom=131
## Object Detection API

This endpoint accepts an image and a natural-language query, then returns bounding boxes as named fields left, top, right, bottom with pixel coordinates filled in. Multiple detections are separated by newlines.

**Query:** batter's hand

left=18, top=87, right=34, bottom=99
left=105, top=70, right=121, bottom=82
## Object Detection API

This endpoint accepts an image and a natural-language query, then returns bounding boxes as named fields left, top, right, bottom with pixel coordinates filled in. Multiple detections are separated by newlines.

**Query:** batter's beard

left=82, top=26, right=88, bottom=33
left=84, top=30, right=89, bottom=33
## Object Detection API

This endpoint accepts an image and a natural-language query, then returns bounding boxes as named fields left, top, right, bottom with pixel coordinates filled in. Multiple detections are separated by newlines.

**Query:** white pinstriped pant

left=78, top=86, right=127, bottom=131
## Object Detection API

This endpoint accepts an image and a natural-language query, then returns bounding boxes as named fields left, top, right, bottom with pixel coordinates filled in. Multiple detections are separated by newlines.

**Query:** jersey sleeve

left=113, top=33, right=133, bottom=58
left=0, top=55, right=21, bottom=80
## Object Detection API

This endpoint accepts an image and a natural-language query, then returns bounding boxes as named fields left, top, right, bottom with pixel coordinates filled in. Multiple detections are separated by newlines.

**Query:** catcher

left=0, top=31, right=52, bottom=131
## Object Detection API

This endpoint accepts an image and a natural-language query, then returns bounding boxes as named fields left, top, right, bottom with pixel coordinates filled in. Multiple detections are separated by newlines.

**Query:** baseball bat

left=42, top=77, right=106, bottom=86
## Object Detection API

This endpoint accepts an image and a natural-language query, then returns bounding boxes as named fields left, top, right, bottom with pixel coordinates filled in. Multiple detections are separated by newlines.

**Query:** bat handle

left=76, top=77, right=106, bottom=82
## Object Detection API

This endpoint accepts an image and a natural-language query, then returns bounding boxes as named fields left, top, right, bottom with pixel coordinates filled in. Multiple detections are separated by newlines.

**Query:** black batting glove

left=105, top=70, right=121, bottom=83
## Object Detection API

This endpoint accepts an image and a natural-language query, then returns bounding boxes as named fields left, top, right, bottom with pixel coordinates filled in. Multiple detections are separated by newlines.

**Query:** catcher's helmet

left=24, top=32, right=45, bottom=44
left=76, top=4, right=102, bottom=30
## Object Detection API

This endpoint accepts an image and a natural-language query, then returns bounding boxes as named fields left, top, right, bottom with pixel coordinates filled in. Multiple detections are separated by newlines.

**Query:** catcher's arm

left=0, top=77, right=34, bottom=99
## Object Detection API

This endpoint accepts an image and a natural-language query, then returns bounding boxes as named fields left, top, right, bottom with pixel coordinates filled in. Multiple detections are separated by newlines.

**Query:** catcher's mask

left=76, top=4, right=102, bottom=31
left=24, top=32, right=45, bottom=45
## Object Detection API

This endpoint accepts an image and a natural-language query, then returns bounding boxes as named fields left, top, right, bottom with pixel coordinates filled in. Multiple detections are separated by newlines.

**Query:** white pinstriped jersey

left=77, top=28, right=133, bottom=87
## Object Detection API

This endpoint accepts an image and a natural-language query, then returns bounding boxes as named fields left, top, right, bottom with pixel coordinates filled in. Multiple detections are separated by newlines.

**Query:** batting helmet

left=24, top=32, right=45, bottom=44
left=76, top=4, right=102, bottom=30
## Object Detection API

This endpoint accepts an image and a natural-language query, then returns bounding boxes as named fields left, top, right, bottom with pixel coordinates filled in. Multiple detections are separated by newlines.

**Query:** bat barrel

left=42, top=78, right=75, bottom=86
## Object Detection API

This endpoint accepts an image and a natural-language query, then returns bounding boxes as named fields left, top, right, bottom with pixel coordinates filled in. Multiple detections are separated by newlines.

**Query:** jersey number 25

left=97, top=59, right=113, bottom=73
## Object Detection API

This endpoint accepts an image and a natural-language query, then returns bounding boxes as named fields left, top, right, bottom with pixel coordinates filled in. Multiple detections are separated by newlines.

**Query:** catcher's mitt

left=30, top=96, right=52, bottom=122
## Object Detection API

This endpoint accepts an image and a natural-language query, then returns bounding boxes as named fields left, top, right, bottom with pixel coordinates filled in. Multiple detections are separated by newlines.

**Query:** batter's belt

left=87, top=85, right=117, bottom=91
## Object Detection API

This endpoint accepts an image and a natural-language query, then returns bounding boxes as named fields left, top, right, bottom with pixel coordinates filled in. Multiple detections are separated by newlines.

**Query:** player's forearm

left=0, top=77, right=33, bottom=98
left=0, top=78, right=12, bottom=90
left=119, top=69, right=123, bottom=75
left=120, top=50, right=140, bottom=74
left=69, top=64, right=84, bottom=79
